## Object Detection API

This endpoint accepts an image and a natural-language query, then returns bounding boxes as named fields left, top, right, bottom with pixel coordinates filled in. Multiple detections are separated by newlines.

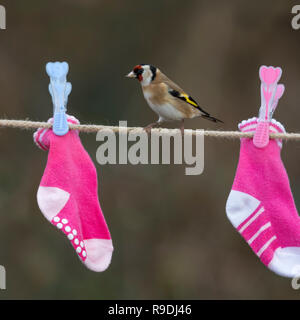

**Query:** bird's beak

left=126, top=71, right=135, bottom=78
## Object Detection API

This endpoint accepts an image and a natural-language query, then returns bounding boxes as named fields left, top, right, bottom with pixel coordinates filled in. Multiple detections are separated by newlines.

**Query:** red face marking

left=133, top=65, right=142, bottom=72
left=133, top=65, right=143, bottom=81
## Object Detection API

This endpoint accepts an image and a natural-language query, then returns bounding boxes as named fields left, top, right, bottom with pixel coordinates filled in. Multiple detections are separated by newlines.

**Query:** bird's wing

left=160, top=74, right=209, bottom=116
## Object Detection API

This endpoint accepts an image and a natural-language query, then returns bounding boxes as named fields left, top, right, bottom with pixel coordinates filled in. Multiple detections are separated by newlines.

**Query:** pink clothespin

left=253, top=66, right=284, bottom=148
left=270, top=84, right=285, bottom=116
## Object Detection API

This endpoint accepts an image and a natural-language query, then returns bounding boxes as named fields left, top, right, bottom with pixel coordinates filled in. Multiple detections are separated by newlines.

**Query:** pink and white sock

left=226, top=118, right=300, bottom=277
left=34, top=115, right=113, bottom=272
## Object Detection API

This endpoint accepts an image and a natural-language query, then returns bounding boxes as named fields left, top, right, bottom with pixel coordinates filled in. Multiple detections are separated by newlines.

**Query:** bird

left=126, top=64, right=223, bottom=134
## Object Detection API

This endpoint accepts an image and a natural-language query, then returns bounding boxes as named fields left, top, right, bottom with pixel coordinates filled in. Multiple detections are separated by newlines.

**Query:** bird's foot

left=180, top=120, right=184, bottom=136
left=144, top=122, right=158, bottom=135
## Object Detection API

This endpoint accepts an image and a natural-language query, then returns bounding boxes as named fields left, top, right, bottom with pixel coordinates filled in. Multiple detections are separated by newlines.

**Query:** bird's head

left=126, top=64, right=157, bottom=86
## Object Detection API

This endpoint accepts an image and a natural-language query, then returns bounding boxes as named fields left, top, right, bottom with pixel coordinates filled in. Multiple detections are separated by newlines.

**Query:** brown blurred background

left=0, top=0, right=300, bottom=299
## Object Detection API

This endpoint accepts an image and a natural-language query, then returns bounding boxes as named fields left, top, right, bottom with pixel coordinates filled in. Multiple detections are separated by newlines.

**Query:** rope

left=0, top=119, right=299, bottom=140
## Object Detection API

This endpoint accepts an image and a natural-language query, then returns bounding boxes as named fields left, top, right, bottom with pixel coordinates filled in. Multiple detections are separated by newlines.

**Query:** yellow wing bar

left=169, top=89, right=199, bottom=108
left=180, top=93, right=199, bottom=107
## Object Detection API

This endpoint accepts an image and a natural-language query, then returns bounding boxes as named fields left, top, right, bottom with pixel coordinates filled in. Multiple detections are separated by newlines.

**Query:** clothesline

left=0, top=119, right=300, bottom=140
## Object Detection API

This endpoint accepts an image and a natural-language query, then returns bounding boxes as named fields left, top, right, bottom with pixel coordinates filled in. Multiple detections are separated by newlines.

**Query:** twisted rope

left=0, top=119, right=299, bottom=140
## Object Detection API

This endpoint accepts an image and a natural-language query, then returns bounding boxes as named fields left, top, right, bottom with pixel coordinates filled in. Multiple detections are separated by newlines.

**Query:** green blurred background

left=0, top=0, right=300, bottom=299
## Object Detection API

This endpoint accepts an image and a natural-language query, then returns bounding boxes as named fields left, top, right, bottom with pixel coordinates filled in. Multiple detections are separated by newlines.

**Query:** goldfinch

left=126, top=64, right=223, bottom=133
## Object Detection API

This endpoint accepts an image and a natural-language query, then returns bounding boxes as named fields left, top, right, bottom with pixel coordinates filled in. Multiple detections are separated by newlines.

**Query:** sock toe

left=83, top=239, right=113, bottom=272
left=268, top=247, right=300, bottom=278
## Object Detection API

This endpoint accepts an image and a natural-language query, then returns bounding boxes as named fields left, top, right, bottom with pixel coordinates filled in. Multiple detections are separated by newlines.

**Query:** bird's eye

left=134, top=69, right=143, bottom=77
left=134, top=65, right=144, bottom=73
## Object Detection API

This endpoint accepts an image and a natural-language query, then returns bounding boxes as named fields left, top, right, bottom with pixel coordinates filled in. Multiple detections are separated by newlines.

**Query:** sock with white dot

left=34, top=115, right=113, bottom=272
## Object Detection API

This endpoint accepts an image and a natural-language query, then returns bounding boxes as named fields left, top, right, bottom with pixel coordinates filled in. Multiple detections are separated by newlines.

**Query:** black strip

left=0, top=300, right=290, bottom=318
left=169, top=89, right=180, bottom=98
left=150, top=65, right=157, bottom=81
left=169, top=89, right=189, bottom=104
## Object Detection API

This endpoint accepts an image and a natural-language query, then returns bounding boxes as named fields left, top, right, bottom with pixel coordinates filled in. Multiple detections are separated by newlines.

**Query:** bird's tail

left=202, top=114, right=224, bottom=123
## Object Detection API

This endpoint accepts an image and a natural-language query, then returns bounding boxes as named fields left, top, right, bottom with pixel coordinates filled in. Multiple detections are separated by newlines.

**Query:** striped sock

left=226, top=118, right=300, bottom=278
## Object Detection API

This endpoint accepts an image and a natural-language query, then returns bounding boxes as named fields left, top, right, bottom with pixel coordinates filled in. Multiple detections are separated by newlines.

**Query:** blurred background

left=0, top=0, right=300, bottom=299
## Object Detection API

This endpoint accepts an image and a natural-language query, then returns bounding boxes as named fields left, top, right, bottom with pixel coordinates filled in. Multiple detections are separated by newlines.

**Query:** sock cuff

left=238, top=117, right=285, bottom=133
left=238, top=117, right=285, bottom=148
left=33, top=115, right=80, bottom=151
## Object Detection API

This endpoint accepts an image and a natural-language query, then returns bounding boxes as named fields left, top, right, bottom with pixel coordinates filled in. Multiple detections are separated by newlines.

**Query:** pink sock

left=226, top=117, right=300, bottom=277
left=33, top=115, right=113, bottom=272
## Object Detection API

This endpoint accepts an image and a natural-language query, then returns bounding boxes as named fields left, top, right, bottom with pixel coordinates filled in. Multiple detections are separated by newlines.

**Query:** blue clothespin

left=46, top=62, right=72, bottom=136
